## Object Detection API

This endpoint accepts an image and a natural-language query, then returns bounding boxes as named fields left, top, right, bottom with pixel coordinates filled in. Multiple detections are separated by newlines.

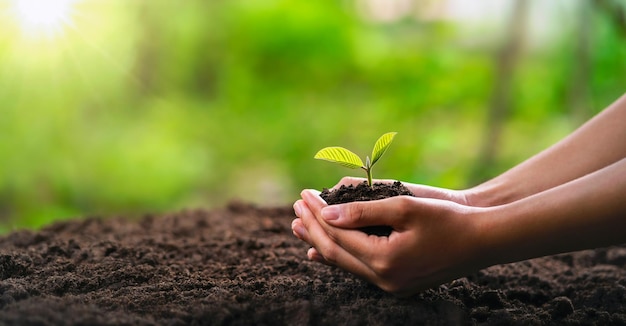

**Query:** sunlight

left=11, top=0, right=77, bottom=39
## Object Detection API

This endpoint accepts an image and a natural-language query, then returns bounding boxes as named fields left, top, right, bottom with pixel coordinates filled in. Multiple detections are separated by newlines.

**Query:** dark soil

left=1, top=201, right=626, bottom=325
left=320, top=181, right=414, bottom=236
left=319, top=181, right=414, bottom=204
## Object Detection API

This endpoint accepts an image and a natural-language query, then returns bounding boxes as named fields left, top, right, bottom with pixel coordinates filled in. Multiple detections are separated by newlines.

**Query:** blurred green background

left=0, top=0, right=625, bottom=233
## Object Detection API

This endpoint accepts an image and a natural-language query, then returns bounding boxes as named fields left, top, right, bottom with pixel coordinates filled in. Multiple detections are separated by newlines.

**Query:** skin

left=292, top=93, right=626, bottom=296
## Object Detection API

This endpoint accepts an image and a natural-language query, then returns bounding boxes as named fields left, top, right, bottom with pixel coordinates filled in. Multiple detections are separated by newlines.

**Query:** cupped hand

left=292, top=189, right=488, bottom=296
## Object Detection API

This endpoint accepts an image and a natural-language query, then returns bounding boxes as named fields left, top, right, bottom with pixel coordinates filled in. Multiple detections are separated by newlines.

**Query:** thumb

left=321, top=197, right=407, bottom=229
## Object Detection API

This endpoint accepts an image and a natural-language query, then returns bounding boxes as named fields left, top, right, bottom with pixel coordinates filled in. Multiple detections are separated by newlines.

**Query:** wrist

left=432, top=205, right=503, bottom=276
left=460, top=184, right=500, bottom=207
left=463, top=178, right=525, bottom=207
left=462, top=206, right=508, bottom=270
left=470, top=196, right=575, bottom=268
left=469, top=205, right=515, bottom=268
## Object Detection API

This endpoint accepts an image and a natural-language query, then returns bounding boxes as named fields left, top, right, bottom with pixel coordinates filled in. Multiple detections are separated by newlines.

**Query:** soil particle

left=548, top=296, right=575, bottom=319
left=0, top=202, right=625, bottom=325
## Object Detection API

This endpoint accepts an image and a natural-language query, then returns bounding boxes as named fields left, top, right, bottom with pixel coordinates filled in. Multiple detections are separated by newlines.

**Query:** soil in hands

left=1, top=202, right=626, bottom=325
left=320, top=181, right=414, bottom=236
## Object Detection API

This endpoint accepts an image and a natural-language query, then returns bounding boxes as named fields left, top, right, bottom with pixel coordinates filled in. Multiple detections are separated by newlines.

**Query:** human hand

left=292, top=189, right=487, bottom=296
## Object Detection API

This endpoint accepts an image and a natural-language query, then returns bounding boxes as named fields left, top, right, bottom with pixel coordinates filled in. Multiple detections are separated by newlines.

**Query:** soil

left=319, top=181, right=414, bottom=204
left=320, top=181, right=414, bottom=236
left=1, top=201, right=625, bottom=325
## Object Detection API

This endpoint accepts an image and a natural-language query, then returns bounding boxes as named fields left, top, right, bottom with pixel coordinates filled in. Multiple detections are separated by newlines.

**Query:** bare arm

left=468, top=93, right=626, bottom=206
left=477, top=157, right=626, bottom=266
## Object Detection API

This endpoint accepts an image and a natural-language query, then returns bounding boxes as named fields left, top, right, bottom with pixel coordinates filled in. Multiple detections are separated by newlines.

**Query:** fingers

left=307, top=247, right=332, bottom=265
left=295, top=192, right=378, bottom=282
left=299, top=189, right=326, bottom=213
left=291, top=217, right=334, bottom=266
left=291, top=215, right=311, bottom=243
left=312, top=195, right=412, bottom=231
left=293, top=204, right=334, bottom=266
left=300, top=189, right=405, bottom=268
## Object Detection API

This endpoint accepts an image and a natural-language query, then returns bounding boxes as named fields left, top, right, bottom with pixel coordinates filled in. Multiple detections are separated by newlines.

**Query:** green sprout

left=314, top=132, right=397, bottom=187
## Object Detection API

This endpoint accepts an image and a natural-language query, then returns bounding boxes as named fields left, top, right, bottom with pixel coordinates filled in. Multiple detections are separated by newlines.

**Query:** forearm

left=468, top=93, right=626, bottom=206
left=477, top=158, right=626, bottom=267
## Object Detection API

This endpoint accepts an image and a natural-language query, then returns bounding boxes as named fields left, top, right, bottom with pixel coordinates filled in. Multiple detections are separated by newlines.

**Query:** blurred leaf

left=1, top=1, right=625, bottom=232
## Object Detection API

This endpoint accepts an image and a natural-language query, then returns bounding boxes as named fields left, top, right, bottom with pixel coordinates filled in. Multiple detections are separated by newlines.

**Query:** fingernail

left=307, top=247, right=319, bottom=260
left=302, top=189, right=321, bottom=197
left=321, top=206, right=339, bottom=221
left=301, top=189, right=326, bottom=205
left=293, top=202, right=302, bottom=217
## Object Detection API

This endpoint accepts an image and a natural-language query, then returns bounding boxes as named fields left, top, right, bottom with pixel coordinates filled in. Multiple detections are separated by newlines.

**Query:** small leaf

left=314, top=147, right=364, bottom=169
left=371, top=132, right=397, bottom=166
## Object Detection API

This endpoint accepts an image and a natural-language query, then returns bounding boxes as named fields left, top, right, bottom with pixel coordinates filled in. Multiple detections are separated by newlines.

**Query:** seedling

left=314, top=132, right=397, bottom=187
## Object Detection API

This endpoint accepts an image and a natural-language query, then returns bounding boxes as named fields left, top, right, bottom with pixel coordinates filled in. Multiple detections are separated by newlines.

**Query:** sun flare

left=11, top=0, right=77, bottom=39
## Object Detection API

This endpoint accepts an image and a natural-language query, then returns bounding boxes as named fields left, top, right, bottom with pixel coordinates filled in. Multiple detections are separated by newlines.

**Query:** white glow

left=356, top=0, right=414, bottom=23
left=11, top=0, right=77, bottom=39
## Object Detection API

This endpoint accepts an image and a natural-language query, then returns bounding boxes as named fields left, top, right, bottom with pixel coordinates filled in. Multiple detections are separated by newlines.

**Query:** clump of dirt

left=1, top=202, right=625, bottom=325
left=320, top=181, right=414, bottom=204
left=320, top=181, right=414, bottom=236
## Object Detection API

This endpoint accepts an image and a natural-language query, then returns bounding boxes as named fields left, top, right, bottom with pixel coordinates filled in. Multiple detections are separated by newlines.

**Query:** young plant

left=314, top=132, right=397, bottom=187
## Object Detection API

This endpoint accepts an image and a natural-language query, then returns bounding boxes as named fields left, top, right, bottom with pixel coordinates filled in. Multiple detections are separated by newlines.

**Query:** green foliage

left=315, top=132, right=397, bottom=187
left=0, top=1, right=625, bottom=232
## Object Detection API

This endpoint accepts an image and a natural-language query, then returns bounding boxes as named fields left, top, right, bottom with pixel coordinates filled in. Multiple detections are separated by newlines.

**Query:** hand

left=332, top=177, right=474, bottom=206
left=292, top=189, right=487, bottom=296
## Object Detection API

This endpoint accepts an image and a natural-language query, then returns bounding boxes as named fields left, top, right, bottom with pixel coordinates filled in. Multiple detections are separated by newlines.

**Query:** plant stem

left=361, top=166, right=372, bottom=187
left=364, top=156, right=373, bottom=187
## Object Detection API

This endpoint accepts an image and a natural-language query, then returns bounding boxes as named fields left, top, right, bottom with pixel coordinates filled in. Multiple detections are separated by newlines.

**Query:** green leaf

left=314, top=147, right=364, bottom=169
left=370, top=132, right=397, bottom=166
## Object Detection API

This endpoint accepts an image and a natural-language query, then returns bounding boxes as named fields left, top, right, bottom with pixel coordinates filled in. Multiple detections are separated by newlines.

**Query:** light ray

left=11, top=0, right=77, bottom=39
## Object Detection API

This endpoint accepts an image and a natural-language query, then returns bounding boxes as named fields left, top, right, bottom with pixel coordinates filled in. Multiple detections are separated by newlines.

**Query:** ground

left=1, top=202, right=625, bottom=325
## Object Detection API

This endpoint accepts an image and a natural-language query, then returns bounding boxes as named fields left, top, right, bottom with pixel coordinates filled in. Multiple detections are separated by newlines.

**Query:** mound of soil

left=1, top=202, right=625, bottom=325
left=320, top=181, right=414, bottom=236
left=319, top=181, right=414, bottom=204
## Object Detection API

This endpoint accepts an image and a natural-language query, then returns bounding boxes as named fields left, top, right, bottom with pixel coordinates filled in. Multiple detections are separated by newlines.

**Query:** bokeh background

left=1, top=0, right=625, bottom=232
